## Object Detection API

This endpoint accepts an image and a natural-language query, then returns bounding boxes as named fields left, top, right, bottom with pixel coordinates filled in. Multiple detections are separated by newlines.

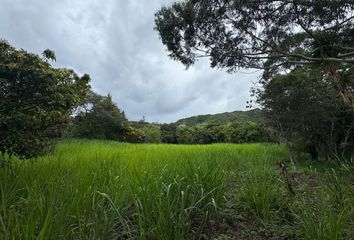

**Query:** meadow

left=0, top=140, right=353, bottom=239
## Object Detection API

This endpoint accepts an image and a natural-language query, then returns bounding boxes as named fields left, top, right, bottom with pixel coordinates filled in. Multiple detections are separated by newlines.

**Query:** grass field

left=0, top=140, right=353, bottom=239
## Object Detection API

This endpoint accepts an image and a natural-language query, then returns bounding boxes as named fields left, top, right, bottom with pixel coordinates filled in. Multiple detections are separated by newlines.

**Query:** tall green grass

left=0, top=140, right=352, bottom=239
left=291, top=170, right=354, bottom=240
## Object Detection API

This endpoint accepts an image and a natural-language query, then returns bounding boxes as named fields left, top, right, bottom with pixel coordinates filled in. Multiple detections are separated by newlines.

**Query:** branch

left=338, top=51, right=354, bottom=58
left=287, top=53, right=354, bottom=64
left=324, top=15, right=354, bottom=31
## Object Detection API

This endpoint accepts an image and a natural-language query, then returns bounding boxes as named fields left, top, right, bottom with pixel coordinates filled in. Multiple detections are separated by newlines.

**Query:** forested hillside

left=175, top=109, right=263, bottom=126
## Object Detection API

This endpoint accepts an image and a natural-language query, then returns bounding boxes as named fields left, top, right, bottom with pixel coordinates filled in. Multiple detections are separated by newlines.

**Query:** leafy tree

left=258, top=67, right=354, bottom=163
left=0, top=40, right=90, bottom=159
left=160, top=123, right=178, bottom=143
left=155, top=1, right=354, bottom=107
left=143, top=125, right=162, bottom=143
left=230, top=121, right=266, bottom=144
left=130, top=119, right=148, bottom=129
left=72, top=91, right=128, bottom=140
left=190, top=126, right=213, bottom=144
left=123, top=126, right=145, bottom=143
left=176, top=121, right=267, bottom=144
left=176, top=125, right=195, bottom=144
left=204, top=123, right=228, bottom=143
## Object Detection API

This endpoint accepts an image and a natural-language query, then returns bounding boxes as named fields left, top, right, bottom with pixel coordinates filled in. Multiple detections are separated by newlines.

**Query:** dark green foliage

left=177, top=124, right=220, bottom=144
left=142, top=125, right=162, bottom=143
left=160, top=123, right=178, bottom=143
left=258, top=67, right=354, bottom=162
left=190, top=125, right=214, bottom=144
left=176, top=126, right=195, bottom=144
left=175, top=109, right=263, bottom=127
left=71, top=91, right=128, bottom=141
left=230, top=121, right=267, bottom=144
left=176, top=121, right=267, bottom=144
left=0, top=40, right=90, bottom=159
left=155, top=0, right=354, bottom=70
left=174, top=110, right=267, bottom=144
left=125, top=111, right=267, bottom=144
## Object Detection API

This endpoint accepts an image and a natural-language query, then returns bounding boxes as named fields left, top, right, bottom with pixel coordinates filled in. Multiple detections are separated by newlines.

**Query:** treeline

left=64, top=90, right=268, bottom=144
left=139, top=121, right=268, bottom=144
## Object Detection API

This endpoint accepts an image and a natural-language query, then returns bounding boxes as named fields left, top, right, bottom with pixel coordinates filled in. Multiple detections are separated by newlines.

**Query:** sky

left=0, top=0, right=260, bottom=123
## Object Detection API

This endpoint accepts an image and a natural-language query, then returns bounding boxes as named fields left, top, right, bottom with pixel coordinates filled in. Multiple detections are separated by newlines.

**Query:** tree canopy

left=258, top=66, right=354, bottom=163
left=155, top=0, right=354, bottom=106
left=0, top=40, right=90, bottom=159
left=71, top=91, right=128, bottom=140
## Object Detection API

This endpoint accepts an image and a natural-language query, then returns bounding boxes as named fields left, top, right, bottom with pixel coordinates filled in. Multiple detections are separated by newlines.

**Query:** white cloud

left=0, top=0, right=259, bottom=122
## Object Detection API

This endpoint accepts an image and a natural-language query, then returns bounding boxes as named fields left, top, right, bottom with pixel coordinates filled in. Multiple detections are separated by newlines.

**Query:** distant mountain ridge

left=174, top=109, right=263, bottom=126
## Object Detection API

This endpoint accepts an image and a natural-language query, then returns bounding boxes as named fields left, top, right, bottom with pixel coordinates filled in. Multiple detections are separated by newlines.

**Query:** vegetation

left=155, top=0, right=354, bottom=107
left=0, top=140, right=352, bottom=239
left=63, top=92, right=267, bottom=145
left=257, top=66, right=354, bottom=164
left=175, top=109, right=263, bottom=127
left=70, top=91, right=128, bottom=141
left=155, top=0, right=354, bottom=164
left=0, top=40, right=90, bottom=160
left=121, top=110, right=267, bottom=144
left=1, top=1, right=354, bottom=239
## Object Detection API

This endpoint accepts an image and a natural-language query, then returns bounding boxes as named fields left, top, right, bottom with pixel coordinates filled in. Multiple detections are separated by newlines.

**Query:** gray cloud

left=0, top=0, right=260, bottom=123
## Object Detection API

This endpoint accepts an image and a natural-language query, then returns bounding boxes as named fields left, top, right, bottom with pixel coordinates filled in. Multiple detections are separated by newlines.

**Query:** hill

left=174, top=108, right=263, bottom=126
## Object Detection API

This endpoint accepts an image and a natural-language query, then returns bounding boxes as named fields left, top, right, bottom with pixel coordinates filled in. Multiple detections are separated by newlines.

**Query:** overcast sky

left=0, top=0, right=260, bottom=123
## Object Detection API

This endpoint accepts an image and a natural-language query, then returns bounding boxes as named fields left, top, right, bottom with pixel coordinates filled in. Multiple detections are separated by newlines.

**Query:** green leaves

left=71, top=91, right=128, bottom=141
left=42, top=49, right=56, bottom=62
left=0, top=39, right=90, bottom=159
left=154, top=0, right=354, bottom=95
left=258, top=67, right=354, bottom=162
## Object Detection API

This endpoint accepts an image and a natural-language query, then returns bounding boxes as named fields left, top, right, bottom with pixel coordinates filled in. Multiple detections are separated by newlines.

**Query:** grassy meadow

left=0, top=140, right=353, bottom=239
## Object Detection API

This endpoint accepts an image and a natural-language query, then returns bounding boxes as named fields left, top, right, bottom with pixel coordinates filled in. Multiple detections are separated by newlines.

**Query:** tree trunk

left=326, top=64, right=354, bottom=109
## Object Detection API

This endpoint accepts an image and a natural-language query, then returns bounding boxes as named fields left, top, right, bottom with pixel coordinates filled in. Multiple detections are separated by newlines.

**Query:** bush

left=123, top=126, right=145, bottom=143
left=71, top=92, right=128, bottom=141
left=0, top=40, right=90, bottom=159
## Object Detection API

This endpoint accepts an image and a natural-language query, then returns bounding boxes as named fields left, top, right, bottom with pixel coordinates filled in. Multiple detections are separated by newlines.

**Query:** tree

left=204, top=123, right=228, bottom=143
left=230, top=121, right=266, bottom=144
left=123, top=126, right=145, bottom=143
left=72, top=91, right=128, bottom=140
left=143, top=125, right=162, bottom=143
left=257, top=67, right=354, bottom=163
left=155, top=1, right=354, bottom=107
left=0, top=40, right=90, bottom=159
left=176, top=125, right=196, bottom=144
left=160, top=123, right=178, bottom=143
